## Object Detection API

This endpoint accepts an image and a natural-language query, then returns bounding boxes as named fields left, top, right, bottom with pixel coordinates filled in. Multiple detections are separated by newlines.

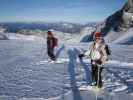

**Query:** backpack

left=105, top=44, right=111, bottom=55
left=52, top=37, right=58, bottom=48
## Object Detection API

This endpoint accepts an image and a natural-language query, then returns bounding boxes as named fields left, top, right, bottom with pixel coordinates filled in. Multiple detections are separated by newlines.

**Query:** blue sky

left=0, top=0, right=127, bottom=23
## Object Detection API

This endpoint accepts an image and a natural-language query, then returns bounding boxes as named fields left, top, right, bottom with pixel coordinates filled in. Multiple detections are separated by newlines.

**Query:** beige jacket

left=84, top=42, right=108, bottom=64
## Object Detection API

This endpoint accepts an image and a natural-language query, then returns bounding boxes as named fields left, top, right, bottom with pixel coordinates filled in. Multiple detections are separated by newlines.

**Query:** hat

left=95, top=32, right=102, bottom=39
left=47, top=31, right=53, bottom=36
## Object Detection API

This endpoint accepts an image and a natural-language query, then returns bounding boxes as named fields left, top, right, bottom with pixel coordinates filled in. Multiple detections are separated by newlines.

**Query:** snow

left=0, top=26, right=94, bottom=43
left=46, top=27, right=95, bottom=43
left=104, top=27, right=133, bottom=44
left=113, top=28, right=133, bottom=44
left=0, top=40, right=133, bottom=100
left=62, top=23, right=74, bottom=28
left=0, top=33, right=9, bottom=40
left=0, top=33, right=44, bottom=41
left=113, top=85, right=128, bottom=92
left=80, top=27, right=95, bottom=42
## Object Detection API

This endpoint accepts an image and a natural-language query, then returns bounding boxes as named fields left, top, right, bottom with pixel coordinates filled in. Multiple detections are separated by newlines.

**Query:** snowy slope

left=79, top=27, right=95, bottom=42
left=0, top=33, right=9, bottom=40
left=41, top=28, right=95, bottom=43
left=112, top=28, right=133, bottom=44
left=1, top=33, right=44, bottom=41
left=104, top=28, right=133, bottom=44
left=0, top=40, right=133, bottom=100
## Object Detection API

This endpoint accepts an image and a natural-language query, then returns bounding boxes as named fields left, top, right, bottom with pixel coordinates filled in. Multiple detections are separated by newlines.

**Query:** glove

left=78, top=54, right=84, bottom=59
left=97, top=64, right=103, bottom=67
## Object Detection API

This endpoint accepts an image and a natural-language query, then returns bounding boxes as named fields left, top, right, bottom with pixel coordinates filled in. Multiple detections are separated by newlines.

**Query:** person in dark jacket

left=47, top=30, right=57, bottom=61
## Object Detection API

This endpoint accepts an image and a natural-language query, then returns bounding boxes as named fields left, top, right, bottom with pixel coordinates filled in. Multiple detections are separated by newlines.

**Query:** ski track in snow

left=0, top=40, right=133, bottom=100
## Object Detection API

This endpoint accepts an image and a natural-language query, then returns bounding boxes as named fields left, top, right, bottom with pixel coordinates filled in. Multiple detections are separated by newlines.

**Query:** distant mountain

left=0, top=25, right=7, bottom=32
left=0, top=22, right=97, bottom=42
left=0, top=22, right=96, bottom=34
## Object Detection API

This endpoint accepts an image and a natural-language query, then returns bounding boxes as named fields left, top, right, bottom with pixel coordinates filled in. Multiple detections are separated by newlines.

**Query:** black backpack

left=105, top=44, right=111, bottom=55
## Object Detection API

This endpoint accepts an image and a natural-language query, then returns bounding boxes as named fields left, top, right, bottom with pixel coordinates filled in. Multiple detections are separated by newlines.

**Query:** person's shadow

left=72, top=48, right=92, bottom=85
left=68, top=49, right=83, bottom=100
left=79, top=58, right=92, bottom=85
left=55, top=44, right=65, bottom=59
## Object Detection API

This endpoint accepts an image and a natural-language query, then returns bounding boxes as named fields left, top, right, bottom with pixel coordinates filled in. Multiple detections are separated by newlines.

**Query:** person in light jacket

left=79, top=32, right=108, bottom=88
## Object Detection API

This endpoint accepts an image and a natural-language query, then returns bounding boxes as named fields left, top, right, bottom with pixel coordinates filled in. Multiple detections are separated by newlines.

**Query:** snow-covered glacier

left=0, top=40, right=133, bottom=100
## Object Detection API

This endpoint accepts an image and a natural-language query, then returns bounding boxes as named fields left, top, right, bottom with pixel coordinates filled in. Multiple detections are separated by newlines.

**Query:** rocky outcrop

left=101, top=0, right=133, bottom=34
left=121, top=0, right=133, bottom=31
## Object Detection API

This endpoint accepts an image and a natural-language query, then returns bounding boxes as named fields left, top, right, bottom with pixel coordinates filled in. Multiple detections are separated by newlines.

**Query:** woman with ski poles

left=79, top=32, right=108, bottom=88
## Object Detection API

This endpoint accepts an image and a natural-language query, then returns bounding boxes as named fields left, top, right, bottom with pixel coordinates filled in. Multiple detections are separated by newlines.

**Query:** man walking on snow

left=79, top=32, right=108, bottom=88
left=47, top=30, right=58, bottom=61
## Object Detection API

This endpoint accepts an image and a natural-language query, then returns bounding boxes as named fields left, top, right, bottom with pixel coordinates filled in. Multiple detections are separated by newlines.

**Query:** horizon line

left=0, top=20, right=103, bottom=25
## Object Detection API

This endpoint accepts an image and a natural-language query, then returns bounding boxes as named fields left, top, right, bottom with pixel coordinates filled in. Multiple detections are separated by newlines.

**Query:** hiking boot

left=91, top=81, right=96, bottom=86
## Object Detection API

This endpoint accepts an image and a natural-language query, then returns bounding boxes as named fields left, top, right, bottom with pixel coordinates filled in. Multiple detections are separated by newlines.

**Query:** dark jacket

left=47, top=37, right=54, bottom=49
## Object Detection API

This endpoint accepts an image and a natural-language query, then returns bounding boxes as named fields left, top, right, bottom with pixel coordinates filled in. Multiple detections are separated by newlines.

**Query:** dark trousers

left=91, top=61, right=103, bottom=88
left=47, top=48, right=55, bottom=61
